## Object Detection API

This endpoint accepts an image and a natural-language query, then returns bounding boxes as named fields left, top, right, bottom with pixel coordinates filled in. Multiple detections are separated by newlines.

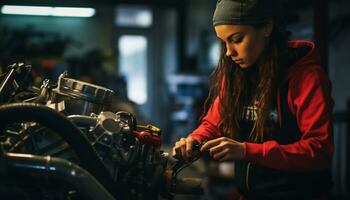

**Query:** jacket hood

left=284, top=40, right=322, bottom=82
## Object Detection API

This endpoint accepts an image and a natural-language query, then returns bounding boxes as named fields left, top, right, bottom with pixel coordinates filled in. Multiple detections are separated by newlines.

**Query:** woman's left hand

left=200, top=137, right=245, bottom=162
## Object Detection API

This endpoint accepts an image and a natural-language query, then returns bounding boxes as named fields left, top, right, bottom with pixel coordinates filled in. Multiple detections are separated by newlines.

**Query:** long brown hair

left=201, top=22, right=288, bottom=142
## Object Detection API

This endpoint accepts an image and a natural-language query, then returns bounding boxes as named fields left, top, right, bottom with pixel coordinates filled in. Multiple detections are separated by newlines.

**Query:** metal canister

left=50, top=72, right=115, bottom=115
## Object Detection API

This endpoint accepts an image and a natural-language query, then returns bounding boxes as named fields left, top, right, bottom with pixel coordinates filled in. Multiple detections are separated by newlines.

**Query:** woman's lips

left=233, top=59, right=244, bottom=64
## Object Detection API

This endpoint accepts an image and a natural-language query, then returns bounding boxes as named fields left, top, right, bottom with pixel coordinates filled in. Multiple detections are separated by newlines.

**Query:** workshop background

left=0, top=0, right=349, bottom=199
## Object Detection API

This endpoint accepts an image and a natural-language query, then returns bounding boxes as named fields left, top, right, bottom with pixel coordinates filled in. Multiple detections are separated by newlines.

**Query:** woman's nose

left=226, top=44, right=237, bottom=57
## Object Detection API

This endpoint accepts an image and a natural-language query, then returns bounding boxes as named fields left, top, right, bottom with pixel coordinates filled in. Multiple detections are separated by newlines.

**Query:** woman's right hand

left=172, top=136, right=199, bottom=161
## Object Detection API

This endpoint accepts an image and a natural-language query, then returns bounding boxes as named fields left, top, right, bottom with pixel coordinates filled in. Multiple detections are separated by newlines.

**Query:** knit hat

left=212, top=0, right=281, bottom=26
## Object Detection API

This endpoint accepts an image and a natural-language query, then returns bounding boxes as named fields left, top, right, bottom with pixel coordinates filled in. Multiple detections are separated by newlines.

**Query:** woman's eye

left=228, top=37, right=242, bottom=44
left=233, top=37, right=243, bottom=43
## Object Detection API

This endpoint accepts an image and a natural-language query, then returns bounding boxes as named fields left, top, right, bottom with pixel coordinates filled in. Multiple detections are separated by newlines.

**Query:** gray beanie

left=212, top=0, right=280, bottom=26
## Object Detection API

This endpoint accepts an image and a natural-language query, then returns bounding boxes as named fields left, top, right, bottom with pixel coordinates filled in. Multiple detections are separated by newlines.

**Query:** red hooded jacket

left=189, top=40, right=334, bottom=199
left=190, top=40, right=333, bottom=172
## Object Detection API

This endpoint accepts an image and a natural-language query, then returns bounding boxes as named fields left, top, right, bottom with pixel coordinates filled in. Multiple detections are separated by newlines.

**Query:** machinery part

left=50, top=72, right=115, bottom=115
left=0, top=64, right=205, bottom=200
left=23, top=79, right=51, bottom=104
left=67, top=114, right=97, bottom=127
left=164, top=141, right=205, bottom=198
left=116, top=111, right=137, bottom=131
left=133, top=130, right=161, bottom=148
left=0, top=103, right=117, bottom=198
left=0, top=146, right=116, bottom=200
left=171, top=178, right=203, bottom=194
left=0, top=63, right=31, bottom=103
left=96, top=111, right=123, bottom=135
left=171, top=141, right=204, bottom=179
left=135, top=124, right=162, bottom=148
left=162, top=170, right=204, bottom=199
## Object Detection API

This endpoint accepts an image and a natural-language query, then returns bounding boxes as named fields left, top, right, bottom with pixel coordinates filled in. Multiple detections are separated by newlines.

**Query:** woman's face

left=215, top=24, right=271, bottom=68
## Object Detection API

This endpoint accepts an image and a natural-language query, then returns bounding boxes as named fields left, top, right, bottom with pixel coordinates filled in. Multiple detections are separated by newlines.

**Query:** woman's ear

left=264, top=20, right=273, bottom=37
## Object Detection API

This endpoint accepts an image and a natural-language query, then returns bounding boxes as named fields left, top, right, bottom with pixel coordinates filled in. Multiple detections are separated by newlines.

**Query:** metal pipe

left=0, top=65, right=16, bottom=102
left=1, top=150, right=116, bottom=200
left=67, top=115, right=97, bottom=127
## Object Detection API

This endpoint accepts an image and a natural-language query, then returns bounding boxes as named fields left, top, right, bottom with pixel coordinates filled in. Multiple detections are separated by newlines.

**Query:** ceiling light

left=52, top=7, right=95, bottom=17
left=1, top=5, right=95, bottom=17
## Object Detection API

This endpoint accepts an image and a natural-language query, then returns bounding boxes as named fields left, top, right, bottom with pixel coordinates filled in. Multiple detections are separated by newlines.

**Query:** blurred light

left=52, top=7, right=95, bottom=17
left=118, top=35, right=148, bottom=104
left=115, top=5, right=153, bottom=28
left=209, top=41, right=221, bottom=68
left=1, top=5, right=95, bottom=17
left=1, top=5, right=51, bottom=16
left=119, top=36, right=146, bottom=56
left=135, top=11, right=152, bottom=27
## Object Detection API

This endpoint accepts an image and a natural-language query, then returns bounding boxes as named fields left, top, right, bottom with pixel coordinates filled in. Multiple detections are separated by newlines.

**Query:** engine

left=0, top=63, right=203, bottom=200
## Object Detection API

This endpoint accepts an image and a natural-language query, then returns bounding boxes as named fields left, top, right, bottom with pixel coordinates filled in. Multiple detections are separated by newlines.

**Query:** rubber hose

left=3, top=152, right=116, bottom=200
left=0, top=103, right=117, bottom=197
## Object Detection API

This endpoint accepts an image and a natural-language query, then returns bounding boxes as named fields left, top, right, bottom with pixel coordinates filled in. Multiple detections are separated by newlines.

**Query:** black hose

left=1, top=150, right=116, bottom=200
left=162, top=169, right=204, bottom=197
left=0, top=103, right=117, bottom=197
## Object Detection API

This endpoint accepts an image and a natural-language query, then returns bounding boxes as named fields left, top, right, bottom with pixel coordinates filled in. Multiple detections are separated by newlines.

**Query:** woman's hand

left=172, top=136, right=199, bottom=161
left=200, top=137, right=245, bottom=162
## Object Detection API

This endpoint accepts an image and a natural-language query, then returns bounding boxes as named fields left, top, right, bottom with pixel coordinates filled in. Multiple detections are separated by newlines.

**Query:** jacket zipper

left=246, top=162, right=251, bottom=191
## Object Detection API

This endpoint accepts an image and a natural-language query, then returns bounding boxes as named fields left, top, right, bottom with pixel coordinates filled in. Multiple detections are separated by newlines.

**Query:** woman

left=172, top=0, right=334, bottom=199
